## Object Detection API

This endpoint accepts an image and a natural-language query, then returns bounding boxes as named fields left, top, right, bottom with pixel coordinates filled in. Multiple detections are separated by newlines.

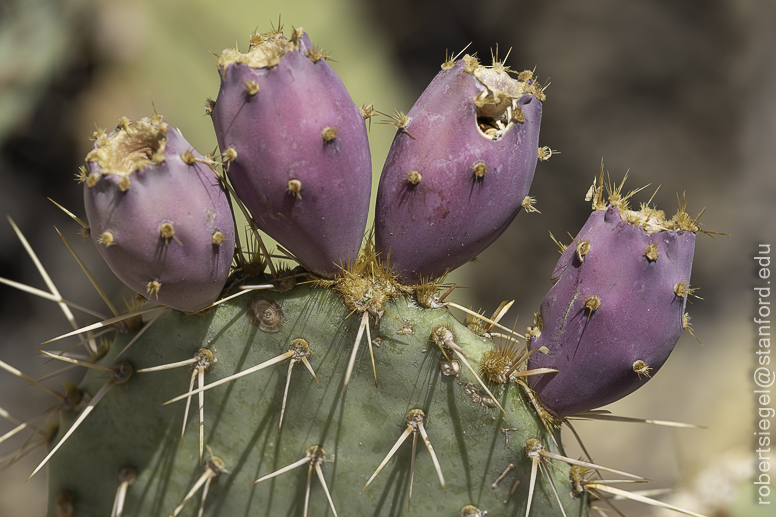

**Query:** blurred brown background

left=1, top=0, right=774, bottom=515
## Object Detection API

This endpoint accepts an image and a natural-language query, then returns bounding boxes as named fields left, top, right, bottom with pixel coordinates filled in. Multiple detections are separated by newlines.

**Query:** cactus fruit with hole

left=0, top=23, right=716, bottom=517
left=374, top=53, right=544, bottom=283
left=82, top=115, right=235, bottom=313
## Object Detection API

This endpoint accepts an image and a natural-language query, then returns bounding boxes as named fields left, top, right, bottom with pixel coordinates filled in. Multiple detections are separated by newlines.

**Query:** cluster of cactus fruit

left=0, top=23, right=717, bottom=517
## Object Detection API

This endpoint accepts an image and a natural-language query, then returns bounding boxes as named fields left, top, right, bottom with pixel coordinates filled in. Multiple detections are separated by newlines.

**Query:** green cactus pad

left=46, top=282, right=587, bottom=517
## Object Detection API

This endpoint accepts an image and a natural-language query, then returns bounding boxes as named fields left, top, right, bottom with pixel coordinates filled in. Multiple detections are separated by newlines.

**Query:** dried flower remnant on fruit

left=217, top=31, right=288, bottom=71
left=85, top=117, right=168, bottom=179
left=587, top=166, right=714, bottom=238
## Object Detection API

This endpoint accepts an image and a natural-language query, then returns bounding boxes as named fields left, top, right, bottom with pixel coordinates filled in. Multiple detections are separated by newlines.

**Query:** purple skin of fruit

left=375, top=58, right=542, bottom=283
left=83, top=117, right=235, bottom=313
left=211, top=30, right=371, bottom=278
left=526, top=205, right=696, bottom=417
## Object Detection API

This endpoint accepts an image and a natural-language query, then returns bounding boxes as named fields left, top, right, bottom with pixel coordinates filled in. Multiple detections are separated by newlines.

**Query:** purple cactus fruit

left=527, top=194, right=699, bottom=418
left=374, top=55, right=544, bottom=283
left=82, top=115, right=235, bottom=313
left=210, top=27, right=371, bottom=278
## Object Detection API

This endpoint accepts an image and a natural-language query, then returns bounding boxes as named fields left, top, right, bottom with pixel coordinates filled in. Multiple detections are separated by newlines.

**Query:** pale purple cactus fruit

left=83, top=115, right=235, bottom=313
left=374, top=55, right=543, bottom=283
left=527, top=200, right=698, bottom=418
left=211, top=28, right=371, bottom=278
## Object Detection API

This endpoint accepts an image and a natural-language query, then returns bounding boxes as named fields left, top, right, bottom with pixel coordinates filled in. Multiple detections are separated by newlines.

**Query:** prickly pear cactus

left=0, top=22, right=715, bottom=517
left=46, top=281, right=585, bottom=516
